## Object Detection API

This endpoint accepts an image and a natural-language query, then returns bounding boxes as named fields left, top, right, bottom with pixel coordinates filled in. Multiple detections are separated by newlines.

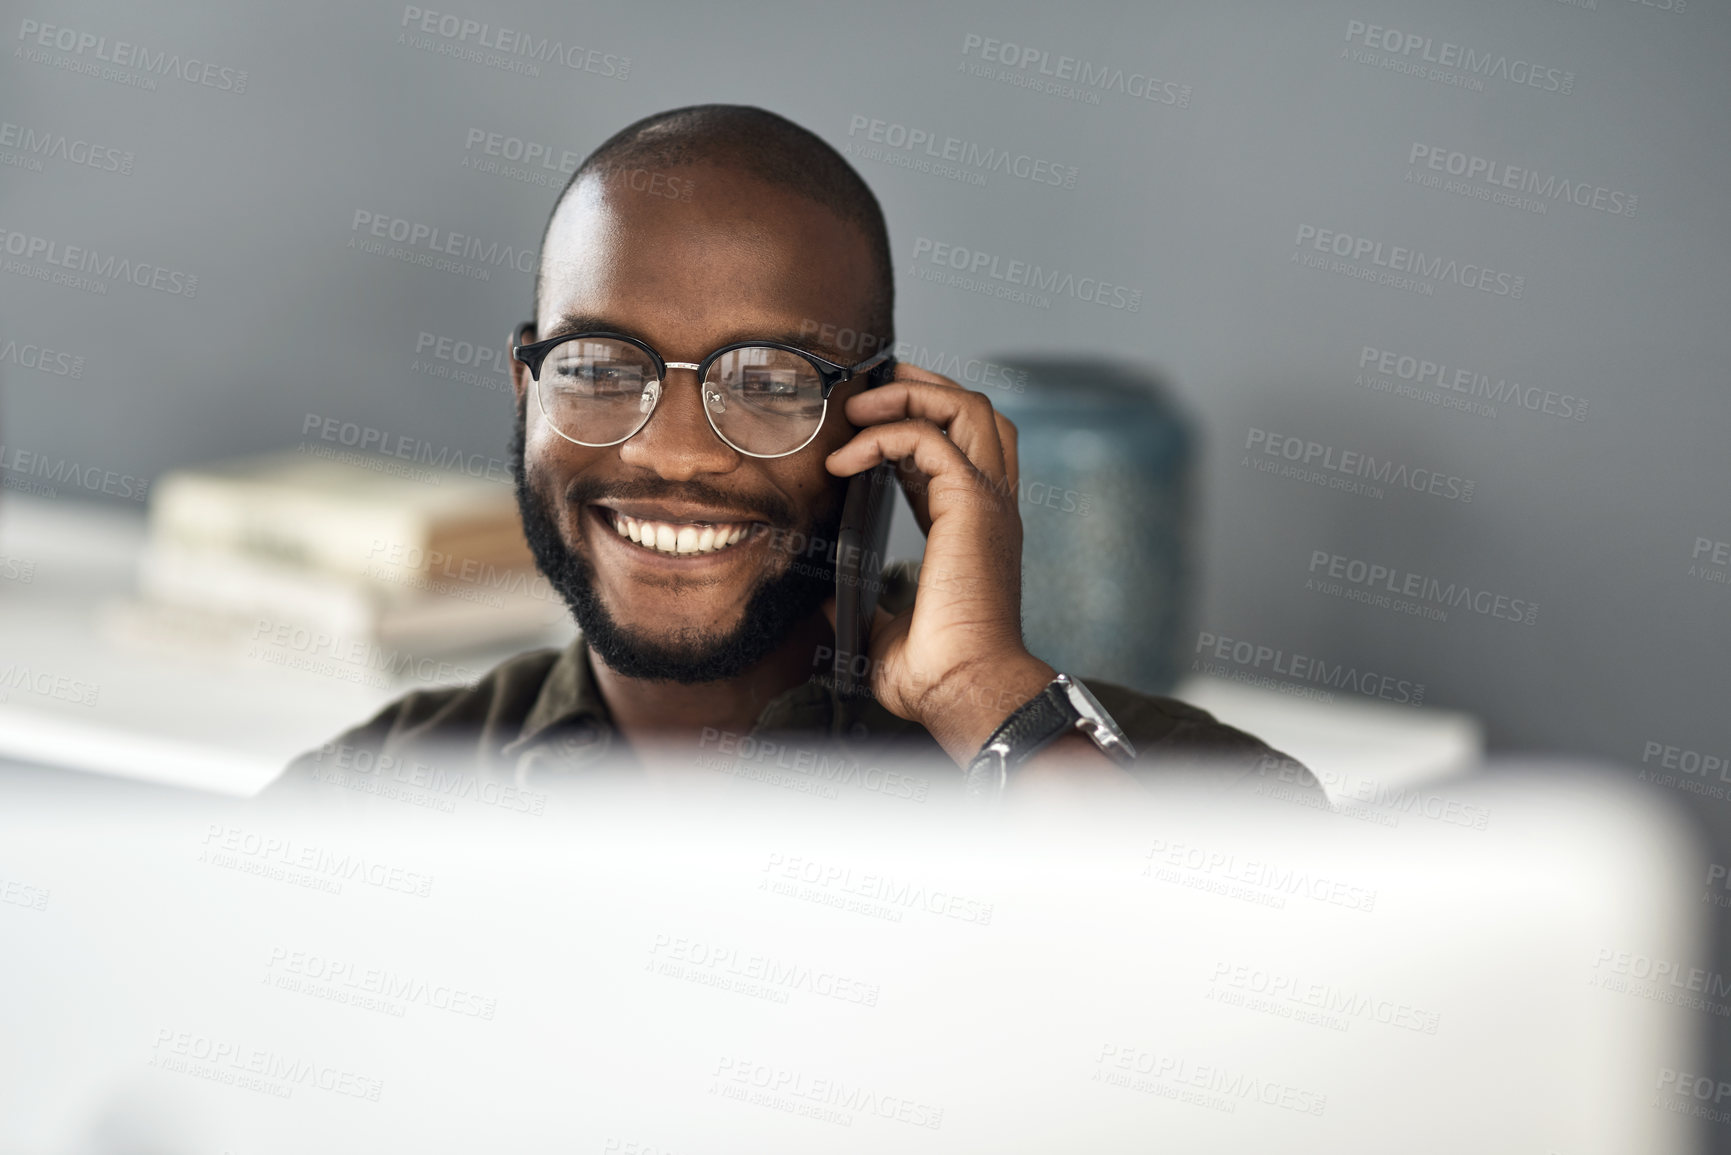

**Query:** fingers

left=994, top=409, right=1019, bottom=492
left=846, top=379, right=1009, bottom=483
left=886, top=362, right=952, bottom=387
left=827, top=418, right=978, bottom=489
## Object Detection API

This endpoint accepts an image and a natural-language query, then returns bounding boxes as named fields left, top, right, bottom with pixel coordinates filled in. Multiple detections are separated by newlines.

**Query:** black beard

left=510, top=399, right=841, bottom=685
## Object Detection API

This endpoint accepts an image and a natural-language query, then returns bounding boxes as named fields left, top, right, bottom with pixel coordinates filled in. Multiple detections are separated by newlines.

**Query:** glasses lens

left=536, top=337, right=661, bottom=446
left=703, top=347, right=826, bottom=456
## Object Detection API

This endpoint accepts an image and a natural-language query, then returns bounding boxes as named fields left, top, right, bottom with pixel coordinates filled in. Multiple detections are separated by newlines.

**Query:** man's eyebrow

left=542, top=313, right=634, bottom=341
left=540, top=313, right=857, bottom=362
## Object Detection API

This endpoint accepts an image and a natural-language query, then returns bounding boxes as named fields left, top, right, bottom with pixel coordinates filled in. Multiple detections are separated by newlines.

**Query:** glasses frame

left=512, top=325, right=896, bottom=459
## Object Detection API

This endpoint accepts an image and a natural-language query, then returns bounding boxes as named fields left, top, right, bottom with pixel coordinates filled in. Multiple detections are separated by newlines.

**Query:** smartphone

left=832, top=355, right=900, bottom=699
left=833, top=461, right=896, bottom=698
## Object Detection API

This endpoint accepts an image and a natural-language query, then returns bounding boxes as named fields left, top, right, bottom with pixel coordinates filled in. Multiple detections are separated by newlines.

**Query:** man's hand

left=822, top=364, right=1131, bottom=791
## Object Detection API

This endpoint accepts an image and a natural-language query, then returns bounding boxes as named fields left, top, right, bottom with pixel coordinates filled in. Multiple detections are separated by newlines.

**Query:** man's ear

left=509, top=321, right=535, bottom=408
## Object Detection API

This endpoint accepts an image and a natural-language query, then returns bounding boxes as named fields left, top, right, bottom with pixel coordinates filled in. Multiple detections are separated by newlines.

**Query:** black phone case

left=833, top=460, right=897, bottom=699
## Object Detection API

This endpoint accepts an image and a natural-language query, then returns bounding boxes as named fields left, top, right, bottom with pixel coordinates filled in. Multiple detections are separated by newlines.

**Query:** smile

left=604, top=508, right=758, bottom=556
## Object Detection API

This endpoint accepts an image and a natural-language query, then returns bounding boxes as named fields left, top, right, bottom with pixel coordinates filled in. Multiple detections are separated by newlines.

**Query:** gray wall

left=3, top=0, right=1726, bottom=781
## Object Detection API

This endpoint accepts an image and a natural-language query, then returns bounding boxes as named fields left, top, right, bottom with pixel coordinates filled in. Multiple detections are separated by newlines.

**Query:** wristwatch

left=963, top=674, right=1137, bottom=801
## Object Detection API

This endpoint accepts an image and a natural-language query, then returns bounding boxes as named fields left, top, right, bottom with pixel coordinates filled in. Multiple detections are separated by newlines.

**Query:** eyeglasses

left=512, top=327, right=896, bottom=459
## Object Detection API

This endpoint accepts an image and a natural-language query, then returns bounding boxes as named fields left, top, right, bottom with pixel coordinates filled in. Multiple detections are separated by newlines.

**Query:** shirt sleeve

left=1078, top=677, right=1329, bottom=804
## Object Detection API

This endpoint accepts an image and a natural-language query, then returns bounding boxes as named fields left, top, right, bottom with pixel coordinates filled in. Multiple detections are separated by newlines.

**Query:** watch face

left=1063, top=677, right=1108, bottom=726
left=1063, top=677, right=1133, bottom=748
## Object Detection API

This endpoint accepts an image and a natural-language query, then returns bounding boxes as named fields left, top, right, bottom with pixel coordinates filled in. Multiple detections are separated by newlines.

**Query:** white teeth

left=609, top=510, right=753, bottom=555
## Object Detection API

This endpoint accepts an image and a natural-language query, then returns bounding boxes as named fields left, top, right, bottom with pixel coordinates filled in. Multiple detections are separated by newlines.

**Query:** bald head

left=535, top=104, right=894, bottom=347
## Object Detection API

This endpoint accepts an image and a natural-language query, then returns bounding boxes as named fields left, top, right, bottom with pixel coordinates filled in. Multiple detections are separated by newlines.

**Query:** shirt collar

left=501, top=635, right=927, bottom=758
left=501, top=637, right=610, bottom=758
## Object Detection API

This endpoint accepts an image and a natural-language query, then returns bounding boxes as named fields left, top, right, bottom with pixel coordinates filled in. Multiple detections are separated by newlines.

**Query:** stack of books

left=107, top=450, right=566, bottom=672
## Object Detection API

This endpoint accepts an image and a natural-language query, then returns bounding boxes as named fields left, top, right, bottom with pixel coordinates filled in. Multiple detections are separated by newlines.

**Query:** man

left=268, top=104, right=1314, bottom=805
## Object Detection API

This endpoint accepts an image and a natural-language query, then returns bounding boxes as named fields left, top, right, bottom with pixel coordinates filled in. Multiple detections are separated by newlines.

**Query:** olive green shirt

left=263, top=566, right=1321, bottom=806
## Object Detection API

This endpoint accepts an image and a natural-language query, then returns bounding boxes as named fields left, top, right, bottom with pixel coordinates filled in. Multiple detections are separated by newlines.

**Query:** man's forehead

left=537, top=166, right=875, bottom=347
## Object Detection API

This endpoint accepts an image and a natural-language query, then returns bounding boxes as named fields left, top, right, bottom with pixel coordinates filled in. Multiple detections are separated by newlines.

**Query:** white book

left=134, top=539, right=565, bottom=651
left=148, top=448, right=532, bottom=585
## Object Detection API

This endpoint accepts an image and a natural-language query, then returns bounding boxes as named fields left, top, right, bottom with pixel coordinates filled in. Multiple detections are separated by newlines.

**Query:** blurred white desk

left=0, top=495, right=1479, bottom=798
left=1174, top=674, right=1483, bottom=804
left=0, top=494, right=572, bottom=796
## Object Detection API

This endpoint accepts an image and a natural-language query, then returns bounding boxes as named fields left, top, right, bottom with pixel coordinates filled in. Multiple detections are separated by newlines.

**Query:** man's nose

left=617, top=367, right=739, bottom=480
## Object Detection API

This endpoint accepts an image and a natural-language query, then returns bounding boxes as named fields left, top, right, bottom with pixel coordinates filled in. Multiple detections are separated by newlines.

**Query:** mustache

left=561, top=473, right=801, bottom=529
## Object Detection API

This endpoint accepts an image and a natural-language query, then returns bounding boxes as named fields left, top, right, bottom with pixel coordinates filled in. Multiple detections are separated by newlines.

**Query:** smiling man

left=269, top=104, right=1314, bottom=805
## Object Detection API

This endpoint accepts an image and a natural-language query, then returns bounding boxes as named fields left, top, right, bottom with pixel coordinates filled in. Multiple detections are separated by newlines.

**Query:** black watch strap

left=962, top=681, right=1077, bottom=801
